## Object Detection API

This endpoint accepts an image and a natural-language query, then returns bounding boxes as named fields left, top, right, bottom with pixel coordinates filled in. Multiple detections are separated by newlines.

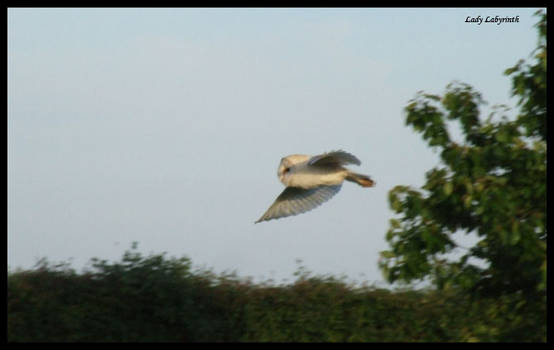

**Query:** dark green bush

left=7, top=245, right=545, bottom=342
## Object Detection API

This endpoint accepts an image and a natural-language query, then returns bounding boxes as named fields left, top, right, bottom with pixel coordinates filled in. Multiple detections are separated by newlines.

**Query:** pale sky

left=7, top=8, right=543, bottom=285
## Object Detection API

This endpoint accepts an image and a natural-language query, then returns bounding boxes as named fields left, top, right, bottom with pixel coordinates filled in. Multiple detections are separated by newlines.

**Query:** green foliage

left=380, top=10, right=546, bottom=306
left=8, top=245, right=244, bottom=342
left=504, top=11, right=547, bottom=140
left=7, top=246, right=546, bottom=342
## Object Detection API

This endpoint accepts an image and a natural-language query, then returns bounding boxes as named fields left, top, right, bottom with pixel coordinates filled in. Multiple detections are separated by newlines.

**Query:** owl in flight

left=256, top=150, right=375, bottom=223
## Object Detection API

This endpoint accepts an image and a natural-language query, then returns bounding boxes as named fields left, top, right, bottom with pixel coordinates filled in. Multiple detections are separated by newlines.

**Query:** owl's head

left=277, top=154, right=309, bottom=184
left=277, top=157, right=292, bottom=183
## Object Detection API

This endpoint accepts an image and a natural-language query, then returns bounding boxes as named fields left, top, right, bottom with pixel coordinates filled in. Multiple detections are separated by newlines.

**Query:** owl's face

left=277, top=157, right=294, bottom=183
left=277, top=154, right=310, bottom=184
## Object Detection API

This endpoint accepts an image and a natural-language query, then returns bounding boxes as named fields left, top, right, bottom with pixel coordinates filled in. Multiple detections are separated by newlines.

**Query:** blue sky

left=8, top=8, right=543, bottom=285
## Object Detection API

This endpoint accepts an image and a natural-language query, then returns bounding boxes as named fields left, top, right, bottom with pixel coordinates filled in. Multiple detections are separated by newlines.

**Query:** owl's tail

left=346, top=172, right=375, bottom=188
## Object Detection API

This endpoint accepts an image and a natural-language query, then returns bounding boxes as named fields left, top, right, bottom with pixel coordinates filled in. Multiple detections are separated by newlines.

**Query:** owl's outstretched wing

left=308, top=150, right=361, bottom=167
left=255, top=185, right=342, bottom=223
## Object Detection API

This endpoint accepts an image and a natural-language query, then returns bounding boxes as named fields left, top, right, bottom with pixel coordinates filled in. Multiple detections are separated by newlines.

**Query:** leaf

left=463, top=195, right=472, bottom=208
left=390, top=219, right=401, bottom=229
left=443, top=182, right=453, bottom=196
left=423, top=93, right=441, bottom=101
left=495, top=129, right=509, bottom=143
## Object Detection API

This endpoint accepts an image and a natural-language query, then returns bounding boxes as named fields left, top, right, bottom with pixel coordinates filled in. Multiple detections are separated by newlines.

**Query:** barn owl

left=256, top=150, right=375, bottom=223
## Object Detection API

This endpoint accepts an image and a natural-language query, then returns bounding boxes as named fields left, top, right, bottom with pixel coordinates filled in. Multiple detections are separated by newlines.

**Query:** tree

left=379, top=11, right=546, bottom=299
